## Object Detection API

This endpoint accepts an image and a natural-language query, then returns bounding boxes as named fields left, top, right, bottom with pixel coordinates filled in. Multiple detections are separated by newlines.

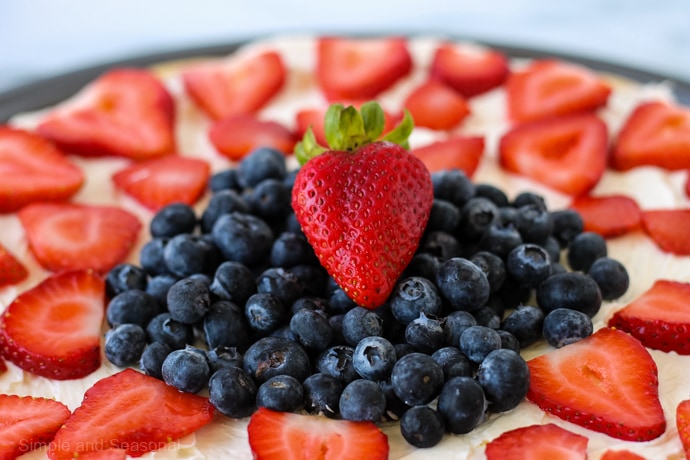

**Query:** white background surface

left=1, top=0, right=689, bottom=94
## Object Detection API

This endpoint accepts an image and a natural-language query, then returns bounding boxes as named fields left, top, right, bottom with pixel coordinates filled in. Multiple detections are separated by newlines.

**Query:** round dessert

left=1, top=35, right=689, bottom=460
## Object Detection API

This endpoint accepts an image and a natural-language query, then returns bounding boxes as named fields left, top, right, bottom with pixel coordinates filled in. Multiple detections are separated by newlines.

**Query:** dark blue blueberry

left=515, top=204, right=553, bottom=244
left=208, top=366, right=257, bottom=418
left=290, top=296, right=330, bottom=316
left=394, top=342, right=417, bottom=360
left=328, top=314, right=346, bottom=346
left=166, top=277, right=211, bottom=324
left=567, top=231, right=608, bottom=272
left=418, top=231, right=462, bottom=261
left=256, top=374, right=304, bottom=412
left=256, top=267, right=302, bottom=307
left=459, top=325, right=502, bottom=364
left=146, top=312, right=194, bottom=350
left=245, top=293, right=286, bottom=335
left=588, top=257, right=629, bottom=300
left=140, top=238, right=170, bottom=276
left=161, top=346, right=211, bottom=393
left=469, top=251, right=506, bottom=294
left=106, top=289, right=160, bottom=328
left=200, top=189, right=250, bottom=233
left=543, top=308, right=594, bottom=348
left=391, top=352, right=444, bottom=406
left=431, top=346, right=473, bottom=379
left=436, top=258, right=490, bottom=312
left=150, top=203, right=197, bottom=238
left=501, top=305, right=545, bottom=348
left=270, top=324, right=297, bottom=341
left=480, top=220, right=524, bottom=258
left=316, top=345, right=358, bottom=384
left=427, top=199, right=461, bottom=234
left=209, top=168, right=241, bottom=193
left=378, top=379, right=410, bottom=419
left=497, top=206, right=520, bottom=226
left=145, top=274, right=178, bottom=309
left=339, top=379, right=387, bottom=422
left=400, top=405, right=445, bottom=448
left=302, top=373, right=344, bottom=418
left=436, top=376, right=486, bottom=434
left=512, top=191, right=546, bottom=210
left=496, top=276, right=532, bottom=310
left=328, top=287, right=358, bottom=315
left=204, top=300, right=252, bottom=350
left=390, top=276, right=443, bottom=325
left=550, top=209, right=584, bottom=248
left=245, top=178, right=292, bottom=221
left=472, top=305, right=501, bottom=329
left=104, top=323, right=147, bottom=367
left=163, top=234, right=217, bottom=277
left=206, top=346, right=243, bottom=373
left=474, top=183, right=509, bottom=207
left=403, top=253, right=441, bottom=280
left=283, top=168, right=298, bottom=190
left=210, top=261, right=257, bottom=306
left=243, top=336, right=311, bottom=384
left=289, top=308, right=333, bottom=353
left=431, top=169, right=475, bottom=208
left=536, top=271, right=602, bottom=317
left=477, top=348, right=529, bottom=413
left=288, top=264, right=328, bottom=298
left=284, top=211, right=303, bottom=235
left=443, top=310, right=478, bottom=347
left=212, top=212, right=274, bottom=266
left=460, top=197, right=499, bottom=240
left=506, top=243, right=552, bottom=289
left=341, top=307, right=384, bottom=346
left=270, top=232, right=317, bottom=268
left=483, top=294, right=507, bottom=320
left=236, top=147, right=287, bottom=189
left=139, top=341, right=171, bottom=380
left=542, top=235, right=562, bottom=263
left=405, top=313, right=444, bottom=354
left=106, top=263, right=148, bottom=298
left=497, top=330, right=521, bottom=353
left=352, top=336, right=397, bottom=381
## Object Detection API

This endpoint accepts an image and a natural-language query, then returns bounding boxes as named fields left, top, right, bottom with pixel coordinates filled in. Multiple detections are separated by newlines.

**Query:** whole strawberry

left=292, top=102, right=433, bottom=308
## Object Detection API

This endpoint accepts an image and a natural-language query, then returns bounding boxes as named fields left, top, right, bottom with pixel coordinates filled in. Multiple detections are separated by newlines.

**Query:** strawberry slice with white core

left=18, top=203, right=141, bottom=274
left=601, top=450, right=647, bottom=460
left=527, top=327, right=665, bottom=442
left=248, top=407, right=389, bottom=460
left=317, top=37, right=413, bottom=101
left=608, top=280, right=690, bottom=354
left=209, top=114, right=297, bottom=160
left=569, top=194, right=642, bottom=238
left=0, top=243, right=28, bottom=287
left=485, top=423, right=588, bottom=460
left=182, top=50, right=286, bottom=120
left=0, top=126, right=84, bottom=213
left=112, top=155, right=210, bottom=211
left=676, top=399, right=690, bottom=459
left=0, top=394, right=71, bottom=459
left=403, top=80, right=470, bottom=130
left=640, top=209, right=690, bottom=255
left=412, top=136, right=484, bottom=176
left=0, top=270, right=105, bottom=380
left=37, top=69, right=175, bottom=160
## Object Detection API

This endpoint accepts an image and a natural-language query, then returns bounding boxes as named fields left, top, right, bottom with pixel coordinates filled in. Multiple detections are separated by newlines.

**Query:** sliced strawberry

left=316, top=37, right=413, bottom=101
left=248, top=407, right=388, bottom=460
left=48, top=368, right=214, bottom=459
left=485, top=423, right=588, bottom=460
left=569, top=194, right=642, bottom=238
left=526, top=327, right=665, bottom=441
left=507, top=60, right=611, bottom=124
left=677, top=399, right=690, bottom=459
left=608, top=280, right=690, bottom=353
left=76, top=450, right=128, bottom=460
left=499, top=113, right=608, bottom=195
left=0, top=394, right=71, bottom=460
left=209, top=114, right=296, bottom=161
left=640, top=209, right=690, bottom=255
left=412, top=136, right=484, bottom=176
left=295, top=107, right=401, bottom=146
left=112, top=155, right=210, bottom=211
left=36, top=69, right=175, bottom=160
left=0, top=243, right=28, bottom=287
left=0, top=270, right=105, bottom=380
left=18, top=203, right=141, bottom=274
left=601, top=449, right=648, bottom=460
left=0, top=126, right=84, bottom=213
left=610, top=101, right=690, bottom=171
left=182, top=50, right=286, bottom=120
left=429, top=42, right=510, bottom=98
left=404, top=80, right=470, bottom=130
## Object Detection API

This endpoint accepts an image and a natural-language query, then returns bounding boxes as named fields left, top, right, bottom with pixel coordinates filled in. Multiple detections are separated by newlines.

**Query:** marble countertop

left=1, top=0, right=689, bottom=96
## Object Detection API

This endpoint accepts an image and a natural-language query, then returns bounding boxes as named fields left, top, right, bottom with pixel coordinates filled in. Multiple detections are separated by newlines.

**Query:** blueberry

left=427, top=199, right=461, bottom=233
left=209, top=168, right=241, bottom=193
left=106, top=263, right=148, bottom=297
left=378, top=379, right=410, bottom=419
left=145, top=312, right=194, bottom=350
left=543, top=308, right=594, bottom=348
left=587, top=257, right=630, bottom=300
left=391, top=352, right=444, bottom=406
left=161, top=346, right=211, bottom=393
left=212, top=212, right=274, bottom=267
left=150, top=203, right=197, bottom=238
left=243, top=336, right=311, bottom=384
left=443, top=310, right=478, bottom=347
left=145, top=274, right=178, bottom=309
left=393, top=342, right=417, bottom=360
left=288, top=265, right=329, bottom=298
left=256, top=267, right=303, bottom=307
left=208, top=366, right=257, bottom=418
left=140, top=238, right=169, bottom=276
left=106, top=289, right=160, bottom=328
left=431, top=169, right=475, bottom=208
left=166, top=277, right=211, bottom=324
left=256, top=374, right=304, bottom=412
left=105, top=323, right=147, bottom=367
left=460, top=197, right=499, bottom=240
left=501, top=305, right=545, bottom=348
left=431, top=346, right=473, bottom=379
left=472, top=305, right=501, bottom=329
left=245, top=178, right=292, bottom=221
left=418, top=231, right=462, bottom=261
left=341, top=307, right=384, bottom=346
left=339, top=379, right=387, bottom=423
left=204, top=300, right=252, bottom=350
left=200, top=189, right=250, bottom=233
left=497, top=330, right=521, bottom=353
left=506, top=243, right=552, bottom=289
left=389, top=277, right=443, bottom=325
left=245, top=293, right=286, bottom=335
left=328, top=287, right=358, bottom=315
left=206, top=346, right=243, bottom=373
left=459, top=325, right=502, bottom=364
left=290, top=296, right=330, bottom=316
left=479, top=221, right=523, bottom=258
left=474, top=183, right=509, bottom=207
left=536, top=271, right=602, bottom=317
left=512, top=191, right=546, bottom=210
left=436, top=258, right=490, bottom=312
left=403, top=253, right=441, bottom=280
left=139, top=341, right=171, bottom=380
left=405, top=313, right=444, bottom=354
left=302, top=373, right=344, bottom=418
left=328, top=314, right=346, bottom=346
left=567, top=231, right=607, bottom=271
left=477, top=348, right=530, bottom=413
left=352, top=336, right=397, bottom=381
left=400, top=405, right=445, bottom=448
left=289, top=308, right=333, bottom=353
left=270, top=232, right=317, bottom=268
left=550, top=209, right=584, bottom=248
left=210, top=261, right=257, bottom=306
left=496, top=276, right=532, bottom=310
left=236, top=147, right=287, bottom=189
left=469, top=251, right=506, bottom=294
left=163, top=234, right=217, bottom=277
left=437, top=376, right=486, bottom=434
left=515, top=204, right=553, bottom=244
left=316, top=345, right=359, bottom=384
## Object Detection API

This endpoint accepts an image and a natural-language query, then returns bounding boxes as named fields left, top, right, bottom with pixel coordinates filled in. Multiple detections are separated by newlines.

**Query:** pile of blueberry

left=104, top=147, right=630, bottom=448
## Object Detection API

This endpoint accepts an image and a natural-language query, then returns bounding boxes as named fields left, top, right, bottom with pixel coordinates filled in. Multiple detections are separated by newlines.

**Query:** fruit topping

left=608, top=279, right=690, bottom=354
left=36, top=69, right=175, bottom=160
left=412, top=136, right=485, bottom=176
left=248, top=406, right=389, bottom=460
left=295, top=107, right=401, bottom=147
left=403, top=80, right=470, bottom=130
left=48, top=368, right=214, bottom=459
left=601, top=450, right=648, bottom=460
left=0, top=243, right=28, bottom=287
left=676, top=399, right=690, bottom=459
left=209, top=114, right=296, bottom=160
left=526, top=327, right=665, bottom=441
left=569, top=194, right=642, bottom=238
left=640, top=209, right=690, bottom=255
left=0, top=270, right=105, bottom=380
left=485, top=423, right=588, bottom=460
left=18, top=202, right=141, bottom=273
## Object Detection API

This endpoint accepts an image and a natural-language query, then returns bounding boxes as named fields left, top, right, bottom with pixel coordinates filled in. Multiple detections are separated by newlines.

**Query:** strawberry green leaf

left=295, top=127, right=326, bottom=165
left=381, top=109, right=413, bottom=149
left=361, top=101, right=386, bottom=141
